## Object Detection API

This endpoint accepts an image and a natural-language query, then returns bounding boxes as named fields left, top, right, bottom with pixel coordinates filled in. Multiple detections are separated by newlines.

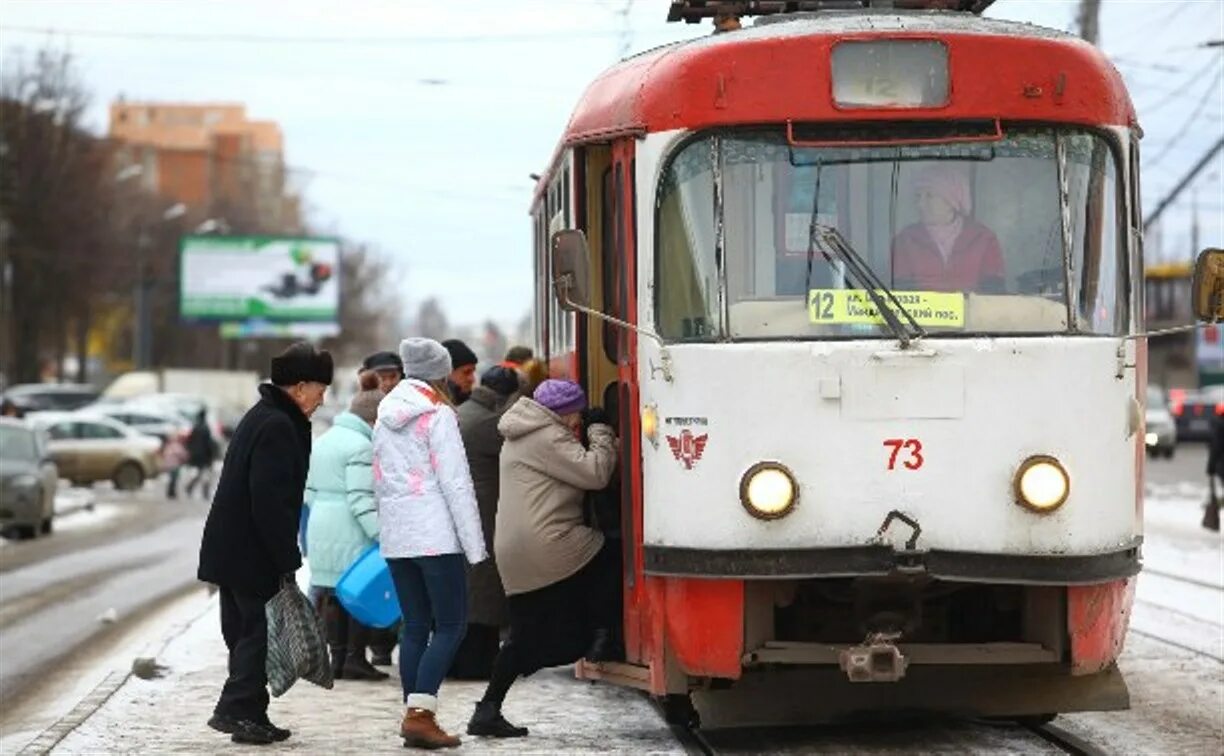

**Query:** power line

left=1147, top=64, right=1224, bottom=167
left=1136, top=55, right=1224, bottom=116
left=0, top=23, right=629, bottom=46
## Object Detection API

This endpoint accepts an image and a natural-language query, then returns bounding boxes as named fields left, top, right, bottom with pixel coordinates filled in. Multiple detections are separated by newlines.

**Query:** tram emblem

left=666, top=429, right=709, bottom=470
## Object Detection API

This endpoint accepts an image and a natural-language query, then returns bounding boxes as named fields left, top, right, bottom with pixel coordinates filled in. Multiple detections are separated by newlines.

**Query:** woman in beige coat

left=466, top=379, right=617, bottom=739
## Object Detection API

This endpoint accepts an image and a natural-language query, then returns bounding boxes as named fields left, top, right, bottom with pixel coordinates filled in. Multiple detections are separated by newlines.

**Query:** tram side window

left=656, top=139, right=720, bottom=341
left=1064, top=134, right=1124, bottom=334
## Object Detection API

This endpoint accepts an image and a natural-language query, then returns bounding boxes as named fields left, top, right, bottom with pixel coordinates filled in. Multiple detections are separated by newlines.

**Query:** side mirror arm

left=555, top=282, right=674, bottom=383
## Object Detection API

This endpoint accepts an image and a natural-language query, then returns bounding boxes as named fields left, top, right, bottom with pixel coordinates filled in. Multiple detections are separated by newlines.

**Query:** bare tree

left=0, top=48, right=121, bottom=384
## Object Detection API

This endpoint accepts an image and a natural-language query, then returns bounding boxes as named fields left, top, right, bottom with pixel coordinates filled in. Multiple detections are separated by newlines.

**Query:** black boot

left=467, top=701, right=528, bottom=738
left=342, top=654, right=389, bottom=681
left=584, top=628, right=624, bottom=663
left=341, top=621, right=388, bottom=680
left=321, top=595, right=347, bottom=680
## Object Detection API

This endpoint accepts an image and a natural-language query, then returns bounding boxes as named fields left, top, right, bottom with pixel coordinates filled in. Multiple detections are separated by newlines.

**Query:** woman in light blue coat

left=306, top=378, right=388, bottom=681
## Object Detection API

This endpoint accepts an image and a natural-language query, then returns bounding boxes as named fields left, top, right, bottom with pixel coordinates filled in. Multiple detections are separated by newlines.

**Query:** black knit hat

left=441, top=339, right=478, bottom=369
left=480, top=365, right=520, bottom=398
left=270, top=342, right=334, bottom=386
left=361, top=350, right=404, bottom=375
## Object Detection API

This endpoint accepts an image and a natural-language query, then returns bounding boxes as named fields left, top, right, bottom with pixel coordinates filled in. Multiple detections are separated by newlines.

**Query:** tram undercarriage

left=579, top=573, right=1133, bottom=725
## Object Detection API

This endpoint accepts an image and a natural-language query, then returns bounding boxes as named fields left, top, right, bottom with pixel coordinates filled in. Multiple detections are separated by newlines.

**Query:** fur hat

left=399, top=337, right=452, bottom=381
left=441, top=339, right=478, bottom=369
left=533, top=379, right=587, bottom=416
left=270, top=342, right=334, bottom=386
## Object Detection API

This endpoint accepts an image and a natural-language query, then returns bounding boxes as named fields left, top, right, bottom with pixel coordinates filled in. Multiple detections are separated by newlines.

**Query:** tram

left=528, top=0, right=1222, bottom=724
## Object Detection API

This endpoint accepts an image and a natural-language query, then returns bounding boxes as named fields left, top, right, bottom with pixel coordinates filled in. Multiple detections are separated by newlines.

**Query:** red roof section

left=536, top=13, right=1135, bottom=195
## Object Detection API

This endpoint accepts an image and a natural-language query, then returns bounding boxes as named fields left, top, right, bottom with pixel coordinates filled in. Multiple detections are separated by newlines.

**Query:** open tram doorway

left=575, top=139, right=644, bottom=665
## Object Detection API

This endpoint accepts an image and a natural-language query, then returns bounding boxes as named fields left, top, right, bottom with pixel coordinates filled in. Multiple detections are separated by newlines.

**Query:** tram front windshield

left=655, top=127, right=1126, bottom=341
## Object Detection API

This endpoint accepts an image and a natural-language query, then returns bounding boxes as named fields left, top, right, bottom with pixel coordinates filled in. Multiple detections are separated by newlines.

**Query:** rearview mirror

left=551, top=230, right=591, bottom=311
left=1192, top=248, right=1224, bottom=322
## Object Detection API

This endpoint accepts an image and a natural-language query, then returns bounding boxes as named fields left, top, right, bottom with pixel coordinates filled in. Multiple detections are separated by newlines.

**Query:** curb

left=16, top=588, right=216, bottom=755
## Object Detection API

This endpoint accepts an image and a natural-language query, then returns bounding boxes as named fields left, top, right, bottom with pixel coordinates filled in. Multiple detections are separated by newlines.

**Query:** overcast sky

left=2, top=0, right=1221, bottom=330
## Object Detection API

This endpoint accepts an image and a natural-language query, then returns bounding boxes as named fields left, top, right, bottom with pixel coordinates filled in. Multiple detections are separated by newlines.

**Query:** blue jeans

left=387, top=555, right=468, bottom=702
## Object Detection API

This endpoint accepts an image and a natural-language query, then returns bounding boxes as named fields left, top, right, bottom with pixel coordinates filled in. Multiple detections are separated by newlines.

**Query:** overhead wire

left=1146, top=63, right=1224, bottom=167
left=1135, top=55, right=1224, bottom=116
left=0, top=23, right=640, bottom=46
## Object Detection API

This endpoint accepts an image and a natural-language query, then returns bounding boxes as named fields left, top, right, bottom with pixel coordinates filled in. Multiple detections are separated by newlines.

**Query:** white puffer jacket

left=373, top=379, right=487, bottom=564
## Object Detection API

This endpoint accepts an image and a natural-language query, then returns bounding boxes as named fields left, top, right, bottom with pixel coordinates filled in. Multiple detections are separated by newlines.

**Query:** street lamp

left=194, top=217, right=230, bottom=235
left=132, top=201, right=188, bottom=370
left=115, top=164, right=143, bottom=184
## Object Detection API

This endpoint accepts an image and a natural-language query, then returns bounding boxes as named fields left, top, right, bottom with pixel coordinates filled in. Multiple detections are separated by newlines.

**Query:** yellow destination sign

left=808, top=289, right=965, bottom=327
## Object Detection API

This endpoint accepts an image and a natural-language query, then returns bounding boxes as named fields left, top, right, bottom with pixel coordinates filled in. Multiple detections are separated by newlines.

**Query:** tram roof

left=534, top=11, right=1135, bottom=200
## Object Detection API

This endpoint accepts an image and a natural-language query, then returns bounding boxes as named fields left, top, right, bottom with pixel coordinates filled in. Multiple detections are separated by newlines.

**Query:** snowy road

left=0, top=483, right=207, bottom=740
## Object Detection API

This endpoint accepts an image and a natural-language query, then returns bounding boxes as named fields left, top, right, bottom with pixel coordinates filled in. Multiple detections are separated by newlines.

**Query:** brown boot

left=401, top=708, right=460, bottom=749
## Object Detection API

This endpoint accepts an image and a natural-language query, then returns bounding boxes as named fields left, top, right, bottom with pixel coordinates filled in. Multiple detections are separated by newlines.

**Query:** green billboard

left=179, top=235, right=340, bottom=322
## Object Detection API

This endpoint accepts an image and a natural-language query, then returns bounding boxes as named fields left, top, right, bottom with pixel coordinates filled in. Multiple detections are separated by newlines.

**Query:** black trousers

left=215, top=587, right=269, bottom=721
left=481, top=541, right=620, bottom=705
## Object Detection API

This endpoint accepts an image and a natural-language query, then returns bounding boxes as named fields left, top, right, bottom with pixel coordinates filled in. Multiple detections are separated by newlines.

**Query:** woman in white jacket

left=374, top=337, right=487, bottom=750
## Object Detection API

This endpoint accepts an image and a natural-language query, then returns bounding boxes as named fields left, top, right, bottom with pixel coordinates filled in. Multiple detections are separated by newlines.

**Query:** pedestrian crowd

left=196, top=337, right=621, bottom=748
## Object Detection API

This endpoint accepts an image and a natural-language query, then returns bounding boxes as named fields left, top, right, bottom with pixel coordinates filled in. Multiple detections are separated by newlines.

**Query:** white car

left=86, top=403, right=190, bottom=444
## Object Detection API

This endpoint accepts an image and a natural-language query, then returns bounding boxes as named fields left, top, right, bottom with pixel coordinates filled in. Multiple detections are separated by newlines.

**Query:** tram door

left=580, top=140, right=643, bottom=661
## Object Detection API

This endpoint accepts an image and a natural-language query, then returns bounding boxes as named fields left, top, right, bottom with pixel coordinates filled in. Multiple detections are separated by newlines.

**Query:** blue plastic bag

left=335, top=544, right=401, bottom=629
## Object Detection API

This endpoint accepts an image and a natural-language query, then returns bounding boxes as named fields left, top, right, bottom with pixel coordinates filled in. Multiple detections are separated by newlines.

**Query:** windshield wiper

left=800, top=159, right=924, bottom=349
left=809, top=225, right=925, bottom=348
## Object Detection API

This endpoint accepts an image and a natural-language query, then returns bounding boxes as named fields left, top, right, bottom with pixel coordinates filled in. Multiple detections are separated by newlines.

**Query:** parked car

left=86, top=403, right=190, bottom=444
left=1145, top=386, right=1177, bottom=459
left=0, top=418, right=58, bottom=538
left=1, top=383, right=99, bottom=414
left=1169, top=386, right=1224, bottom=442
left=27, top=412, right=161, bottom=490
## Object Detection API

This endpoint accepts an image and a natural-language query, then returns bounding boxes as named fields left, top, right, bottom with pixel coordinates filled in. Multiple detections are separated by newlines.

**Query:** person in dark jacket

left=184, top=410, right=218, bottom=499
left=359, top=351, right=405, bottom=665
left=197, top=342, right=333, bottom=746
left=1205, top=414, right=1224, bottom=531
left=449, top=366, right=521, bottom=680
left=441, top=339, right=478, bottom=406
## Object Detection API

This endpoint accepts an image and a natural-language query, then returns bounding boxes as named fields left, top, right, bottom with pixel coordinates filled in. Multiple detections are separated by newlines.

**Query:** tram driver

left=890, top=164, right=1006, bottom=294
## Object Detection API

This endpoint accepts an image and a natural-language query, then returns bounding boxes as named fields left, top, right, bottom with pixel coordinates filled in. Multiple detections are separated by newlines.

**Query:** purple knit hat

left=533, top=379, right=587, bottom=416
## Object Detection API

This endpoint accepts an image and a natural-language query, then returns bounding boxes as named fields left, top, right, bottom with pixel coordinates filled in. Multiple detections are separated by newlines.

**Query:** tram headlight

left=740, top=462, right=798, bottom=520
left=1014, top=456, right=1070, bottom=513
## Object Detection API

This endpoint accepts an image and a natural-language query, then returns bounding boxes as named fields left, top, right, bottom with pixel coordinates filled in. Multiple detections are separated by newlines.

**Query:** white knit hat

left=399, top=337, right=452, bottom=381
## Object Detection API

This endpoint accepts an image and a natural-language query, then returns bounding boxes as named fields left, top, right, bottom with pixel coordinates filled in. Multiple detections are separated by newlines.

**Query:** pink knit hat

left=533, top=379, right=587, bottom=416
left=915, top=165, right=971, bottom=217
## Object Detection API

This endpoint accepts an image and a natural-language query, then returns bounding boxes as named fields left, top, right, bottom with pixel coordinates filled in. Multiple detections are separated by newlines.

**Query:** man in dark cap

left=442, top=338, right=478, bottom=406
left=198, top=342, right=333, bottom=745
left=500, top=346, right=533, bottom=369
left=360, top=350, right=405, bottom=395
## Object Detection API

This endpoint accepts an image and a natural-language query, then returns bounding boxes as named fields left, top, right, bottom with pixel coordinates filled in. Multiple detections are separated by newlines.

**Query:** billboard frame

left=178, top=234, right=343, bottom=325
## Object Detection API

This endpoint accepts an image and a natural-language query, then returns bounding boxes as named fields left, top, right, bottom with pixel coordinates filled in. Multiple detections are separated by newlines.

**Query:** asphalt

left=0, top=485, right=207, bottom=709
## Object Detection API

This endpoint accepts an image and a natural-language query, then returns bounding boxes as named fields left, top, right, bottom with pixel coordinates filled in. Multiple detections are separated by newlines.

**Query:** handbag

left=265, top=578, right=334, bottom=697
left=335, top=544, right=402, bottom=629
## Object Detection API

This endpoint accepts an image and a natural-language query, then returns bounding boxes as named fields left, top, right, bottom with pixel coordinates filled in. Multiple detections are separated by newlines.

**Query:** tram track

left=1142, top=567, right=1223, bottom=592
left=657, top=698, right=1116, bottom=756
left=1129, top=627, right=1224, bottom=664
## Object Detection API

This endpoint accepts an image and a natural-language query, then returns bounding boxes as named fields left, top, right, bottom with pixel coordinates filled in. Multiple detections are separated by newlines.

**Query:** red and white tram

left=528, top=0, right=1219, bottom=724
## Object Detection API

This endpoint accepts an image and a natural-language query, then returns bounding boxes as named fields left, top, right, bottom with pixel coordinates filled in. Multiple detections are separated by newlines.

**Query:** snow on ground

left=50, top=591, right=684, bottom=755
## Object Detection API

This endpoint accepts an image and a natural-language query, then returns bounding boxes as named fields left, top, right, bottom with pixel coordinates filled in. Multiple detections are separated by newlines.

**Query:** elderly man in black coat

left=198, top=342, right=333, bottom=745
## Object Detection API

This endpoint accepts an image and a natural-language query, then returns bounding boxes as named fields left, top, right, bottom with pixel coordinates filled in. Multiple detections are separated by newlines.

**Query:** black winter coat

left=186, top=421, right=216, bottom=467
left=456, top=386, right=509, bottom=627
left=197, top=384, right=312, bottom=600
